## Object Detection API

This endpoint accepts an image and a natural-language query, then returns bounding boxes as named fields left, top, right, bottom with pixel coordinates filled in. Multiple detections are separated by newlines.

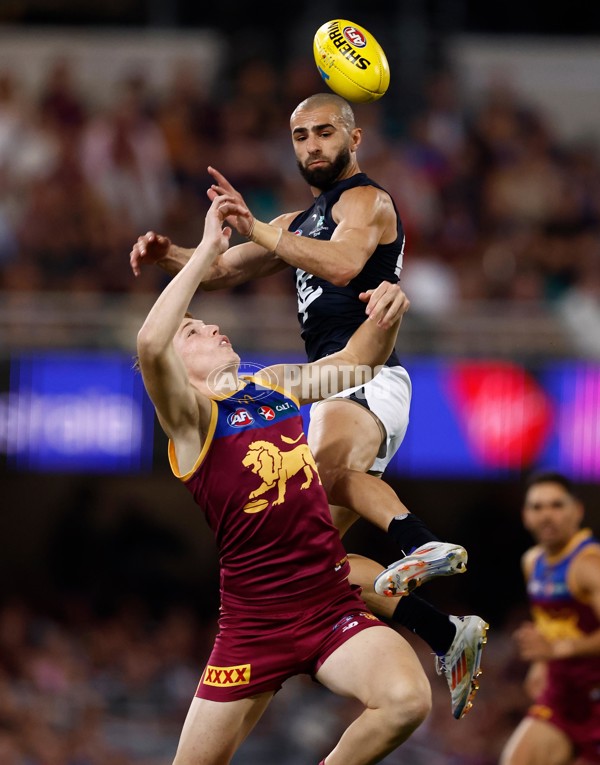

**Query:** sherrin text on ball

left=313, top=19, right=390, bottom=103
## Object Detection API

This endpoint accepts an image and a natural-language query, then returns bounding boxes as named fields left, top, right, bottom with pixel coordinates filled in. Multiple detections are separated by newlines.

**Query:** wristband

left=248, top=219, right=282, bottom=252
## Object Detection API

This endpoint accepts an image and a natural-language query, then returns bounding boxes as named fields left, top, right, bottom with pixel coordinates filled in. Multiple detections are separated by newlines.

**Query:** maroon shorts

left=196, top=583, right=386, bottom=701
left=528, top=682, right=600, bottom=763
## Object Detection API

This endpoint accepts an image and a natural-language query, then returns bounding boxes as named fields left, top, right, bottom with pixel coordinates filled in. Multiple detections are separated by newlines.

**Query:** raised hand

left=207, top=165, right=254, bottom=238
left=359, top=282, right=410, bottom=329
left=130, top=231, right=172, bottom=277
left=203, top=195, right=249, bottom=256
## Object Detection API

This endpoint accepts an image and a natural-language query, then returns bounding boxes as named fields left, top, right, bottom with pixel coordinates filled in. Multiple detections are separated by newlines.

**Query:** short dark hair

left=524, top=470, right=577, bottom=498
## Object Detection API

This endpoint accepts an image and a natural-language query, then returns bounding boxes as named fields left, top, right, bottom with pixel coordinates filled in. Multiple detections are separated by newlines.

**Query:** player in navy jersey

left=130, top=92, right=488, bottom=718
left=136, top=192, right=431, bottom=765
left=500, top=472, right=600, bottom=765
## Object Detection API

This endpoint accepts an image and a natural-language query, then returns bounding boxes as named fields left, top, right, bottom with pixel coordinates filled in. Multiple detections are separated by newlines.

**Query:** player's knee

left=380, top=676, right=432, bottom=735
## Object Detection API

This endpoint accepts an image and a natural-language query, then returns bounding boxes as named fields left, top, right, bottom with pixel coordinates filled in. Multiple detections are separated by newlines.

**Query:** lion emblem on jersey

left=242, top=433, right=321, bottom=508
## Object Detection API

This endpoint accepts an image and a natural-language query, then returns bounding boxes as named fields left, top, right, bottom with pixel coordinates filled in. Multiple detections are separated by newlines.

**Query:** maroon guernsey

left=168, top=377, right=351, bottom=610
left=525, top=529, right=600, bottom=761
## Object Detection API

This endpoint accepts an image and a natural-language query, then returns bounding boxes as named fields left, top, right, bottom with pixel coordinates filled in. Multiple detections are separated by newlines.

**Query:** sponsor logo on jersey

left=529, top=580, right=569, bottom=598
left=227, top=408, right=254, bottom=428
left=257, top=405, right=276, bottom=421
left=202, top=664, right=251, bottom=687
left=255, top=403, right=293, bottom=422
left=308, top=214, right=328, bottom=238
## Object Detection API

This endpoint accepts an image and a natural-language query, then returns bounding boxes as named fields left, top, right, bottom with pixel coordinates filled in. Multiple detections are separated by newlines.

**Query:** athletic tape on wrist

left=248, top=219, right=282, bottom=252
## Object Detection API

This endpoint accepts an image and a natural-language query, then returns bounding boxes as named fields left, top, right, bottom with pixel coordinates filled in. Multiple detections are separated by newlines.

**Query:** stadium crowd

left=0, top=54, right=599, bottom=328
left=0, top=595, right=529, bottom=765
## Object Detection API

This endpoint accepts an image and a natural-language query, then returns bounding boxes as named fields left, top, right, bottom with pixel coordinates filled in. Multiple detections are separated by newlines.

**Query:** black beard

left=297, top=147, right=351, bottom=191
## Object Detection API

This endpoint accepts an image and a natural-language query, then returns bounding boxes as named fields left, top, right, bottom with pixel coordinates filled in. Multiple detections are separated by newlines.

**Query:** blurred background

left=0, top=1, right=599, bottom=763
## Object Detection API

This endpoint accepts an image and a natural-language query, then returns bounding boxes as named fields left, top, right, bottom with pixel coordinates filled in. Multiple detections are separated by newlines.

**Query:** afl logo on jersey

left=257, top=405, right=276, bottom=421
left=227, top=408, right=254, bottom=428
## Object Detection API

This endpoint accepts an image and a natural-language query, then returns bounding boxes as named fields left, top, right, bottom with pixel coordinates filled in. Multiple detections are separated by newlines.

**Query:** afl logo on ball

left=343, top=26, right=366, bottom=48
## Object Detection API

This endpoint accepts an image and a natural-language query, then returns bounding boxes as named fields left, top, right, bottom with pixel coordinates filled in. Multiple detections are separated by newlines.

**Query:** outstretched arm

left=130, top=193, right=294, bottom=290
left=130, top=231, right=291, bottom=289
left=137, top=196, right=244, bottom=446
left=208, top=165, right=398, bottom=287
left=129, top=233, right=194, bottom=278
left=262, top=282, right=409, bottom=405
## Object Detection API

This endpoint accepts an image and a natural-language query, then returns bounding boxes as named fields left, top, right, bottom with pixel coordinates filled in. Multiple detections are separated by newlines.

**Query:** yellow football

left=313, top=19, right=390, bottom=103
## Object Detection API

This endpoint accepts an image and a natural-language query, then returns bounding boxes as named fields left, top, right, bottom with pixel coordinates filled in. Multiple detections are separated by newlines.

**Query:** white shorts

left=310, top=365, right=412, bottom=474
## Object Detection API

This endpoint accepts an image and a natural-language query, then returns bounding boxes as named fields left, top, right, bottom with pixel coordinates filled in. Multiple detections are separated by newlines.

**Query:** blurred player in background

left=500, top=471, right=600, bottom=765
left=136, top=193, right=431, bottom=765
left=130, top=92, right=488, bottom=719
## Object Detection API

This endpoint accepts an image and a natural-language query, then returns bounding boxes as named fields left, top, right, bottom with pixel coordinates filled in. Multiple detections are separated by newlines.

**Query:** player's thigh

left=500, top=717, right=574, bottom=765
left=346, top=554, right=396, bottom=619
left=315, top=625, right=430, bottom=711
left=308, top=399, right=382, bottom=471
left=173, top=692, right=273, bottom=765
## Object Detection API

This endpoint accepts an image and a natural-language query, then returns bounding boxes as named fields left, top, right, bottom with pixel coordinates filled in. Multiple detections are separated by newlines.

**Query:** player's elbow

left=137, top=323, right=152, bottom=352
left=328, top=265, right=362, bottom=287
left=136, top=325, right=164, bottom=365
left=329, top=275, right=351, bottom=287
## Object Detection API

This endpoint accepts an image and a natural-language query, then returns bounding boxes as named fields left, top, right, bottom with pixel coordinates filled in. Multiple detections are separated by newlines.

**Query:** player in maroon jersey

left=500, top=472, right=600, bottom=765
left=136, top=193, right=431, bottom=765
left=130, top=93, right=488, bottom=720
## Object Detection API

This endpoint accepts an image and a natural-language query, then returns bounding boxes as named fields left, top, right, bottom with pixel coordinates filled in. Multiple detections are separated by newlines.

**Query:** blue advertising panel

left=3, top=352, right=154, bottom=472
left=537, top=362, right=600, bottom=480
left=1, top=352, right=598, bottom=480
left=386, top=358, right=600, bottom=481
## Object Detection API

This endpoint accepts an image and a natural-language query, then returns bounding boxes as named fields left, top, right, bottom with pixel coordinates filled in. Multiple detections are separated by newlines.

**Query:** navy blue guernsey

left=288, top=173, right=404, bottom=366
